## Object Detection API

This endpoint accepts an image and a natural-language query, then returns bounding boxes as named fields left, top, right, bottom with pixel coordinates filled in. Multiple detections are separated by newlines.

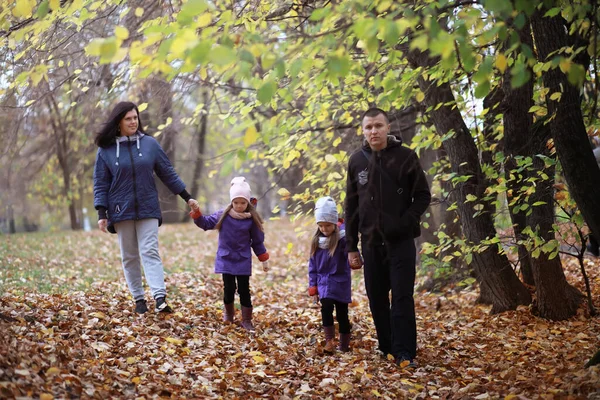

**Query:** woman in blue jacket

left=93, top=102, right=198, bottom=314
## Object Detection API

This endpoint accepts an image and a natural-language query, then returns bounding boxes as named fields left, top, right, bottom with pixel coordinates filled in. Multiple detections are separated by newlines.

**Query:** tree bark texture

left=531, top=10, right=600, bottom=242
left=527, top=122, right=583, bottom=319
left=501, top=22, right=535, bottom=286
left=404, top=49, right=531, bottom=312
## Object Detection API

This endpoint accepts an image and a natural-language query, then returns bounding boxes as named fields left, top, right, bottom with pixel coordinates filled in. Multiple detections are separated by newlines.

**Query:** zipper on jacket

left=377, top=151, right=384, bottom=243
left=127, top=137, right=140, bottom=219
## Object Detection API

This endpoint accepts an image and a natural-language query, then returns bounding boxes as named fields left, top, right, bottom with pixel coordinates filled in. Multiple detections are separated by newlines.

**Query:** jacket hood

left=362, top=135, right=403, bottom=152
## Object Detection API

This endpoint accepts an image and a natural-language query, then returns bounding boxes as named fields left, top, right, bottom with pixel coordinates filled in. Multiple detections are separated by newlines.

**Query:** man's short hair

left=361, top=107, right=389, bottom=124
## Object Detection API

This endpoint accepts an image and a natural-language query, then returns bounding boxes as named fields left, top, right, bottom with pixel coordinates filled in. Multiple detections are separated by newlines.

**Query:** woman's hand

left=98, top=219, right=108, bottom=233
left=187, top=198, right=200, bottom=211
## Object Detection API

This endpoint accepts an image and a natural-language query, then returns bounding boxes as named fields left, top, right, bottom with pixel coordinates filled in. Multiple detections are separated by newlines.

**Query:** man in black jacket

left=345, top=108, right=431, bottom=367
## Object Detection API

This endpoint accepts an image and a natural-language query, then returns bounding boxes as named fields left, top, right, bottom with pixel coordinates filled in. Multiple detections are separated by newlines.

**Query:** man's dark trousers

left=362, top=238, right=416, bottom=359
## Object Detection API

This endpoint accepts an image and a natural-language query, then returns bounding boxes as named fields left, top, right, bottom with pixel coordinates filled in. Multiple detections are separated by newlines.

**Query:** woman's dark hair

left=95, top=101, right=145, bottom=148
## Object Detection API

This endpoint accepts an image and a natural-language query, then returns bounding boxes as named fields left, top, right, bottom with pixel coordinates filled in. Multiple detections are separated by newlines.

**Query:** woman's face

left=318, top=222, right=336, bottom=237
left=232, top=198, right=249, bottom=213
left=119, top=109, right=138, bottom=136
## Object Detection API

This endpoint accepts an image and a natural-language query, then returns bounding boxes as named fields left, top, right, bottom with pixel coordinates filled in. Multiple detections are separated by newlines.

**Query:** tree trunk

left=144, top=77, right=181, bottom=223
left=528, top=122, right=583, bottom=319
left=531, top=9, right=600, bottom=241
left=182, top=90, right=209, bottom=222
left=501, top=22, right=535, bottom=285
left=404, top=49, right=531, bottom=313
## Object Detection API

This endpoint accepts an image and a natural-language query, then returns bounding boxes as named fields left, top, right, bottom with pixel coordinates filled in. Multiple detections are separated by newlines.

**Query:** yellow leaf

left=371, top=389, right=382, bottom=397
left=244, top=125, right=258, bottom=147
left=496, top=53, right=507, bottom=73
left=13, top=0, right=35, bottom=18
left=49, top=0, right=60, bottom=10
left=276, top=370, right=287, bottom=375
left=525, top=331, right=535, bottom=338
left=89, top=312, right=106, bottom=319
left=138, top=103, right=148, bottom=112
left=40, top=394, right=54, bottom=400
left=197, top=13, right=212, bottom=28
left=504, top=394, right=518, bottom=400
left=126, top=357, right=136, bottom=364
left=559, top=59, right=571, bottom=73
left=339, top=382, right=352, bottom=392
left=277, top=188, right=290, bottom=199
left=135, top=7, right=144, bottom=17
left=171, top=37, right=189, bottom=56
left=46, top=367, right=60, bottom=376
left=415, top=90, right=425, bottom=103
left=252, top=355, right=265, bottom=363
left=325, top=154, right=336, bottom=163
left=165, top=337, right=183, bottom=345
left=115, top=26, right=129, bottom=40
left=131, top=376, right=141, bottom=384
left=248, top=351, right=262, bottom=356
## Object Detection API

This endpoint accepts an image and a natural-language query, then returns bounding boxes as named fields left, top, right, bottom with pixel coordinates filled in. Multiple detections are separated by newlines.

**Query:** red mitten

left=308, top=286, right=318, bottom=297
left=189, top=209, right=202, bottom=219
left=250, top=197, right=258, bottom=207
left=258, top=252, right=269, bottom=262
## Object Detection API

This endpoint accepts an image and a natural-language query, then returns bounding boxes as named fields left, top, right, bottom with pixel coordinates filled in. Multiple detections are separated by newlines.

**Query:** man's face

left=362, top=113, right=390, bottom=151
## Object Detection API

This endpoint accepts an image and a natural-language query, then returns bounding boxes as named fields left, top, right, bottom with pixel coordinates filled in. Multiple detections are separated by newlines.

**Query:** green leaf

left=544, top=7, right=561, bottom=18
left=189, top=41, right=212, bottom=64
left=474, top=80, right=490, bottom=99
left=209, top=45, right=236, bottom=67
left=567, top=63, right=585, bottom=87
left=178, top=0, right=208, bottom=25
left=309, top=7, right=330, bottom=21
left=257, top=80, right=277, bottom=104
left=327, top=54, right=350, bottom=78
left=36, top=0, right=50, bottom=18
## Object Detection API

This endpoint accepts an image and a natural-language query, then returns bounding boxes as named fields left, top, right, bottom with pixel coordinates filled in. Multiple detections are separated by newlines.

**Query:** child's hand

left=250, top=197, right=258, bottom=207
left=189, top=208, right=202, bottom=219
left=308, top=286, right=318, bottom=297
left=261, top=260, right=269, bottom=272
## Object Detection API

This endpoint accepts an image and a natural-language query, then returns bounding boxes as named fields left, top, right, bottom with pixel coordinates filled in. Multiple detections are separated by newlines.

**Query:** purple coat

left=308, top=235, right=352, bottom=304
left=194, top=211, right=267, bottom=276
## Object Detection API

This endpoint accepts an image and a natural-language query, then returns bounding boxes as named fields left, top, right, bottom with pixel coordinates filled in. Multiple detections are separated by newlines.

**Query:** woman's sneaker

left=135, top=299, right=148, bottom=314
left=155, top=297, right=173, bottom=313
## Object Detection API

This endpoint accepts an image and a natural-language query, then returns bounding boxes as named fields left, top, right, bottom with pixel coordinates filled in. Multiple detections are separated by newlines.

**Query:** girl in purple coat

left=190, top=177, right=269, bottom=331
left=308, top=196, right=361, bottom=353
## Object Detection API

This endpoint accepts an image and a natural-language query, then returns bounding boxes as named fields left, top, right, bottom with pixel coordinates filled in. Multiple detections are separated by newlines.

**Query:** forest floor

left=1, top=220, right=599, bottom=399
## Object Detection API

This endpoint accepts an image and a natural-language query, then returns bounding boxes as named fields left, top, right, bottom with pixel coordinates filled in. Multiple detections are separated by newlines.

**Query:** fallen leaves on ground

left=0, top=221, right=599, bottom=399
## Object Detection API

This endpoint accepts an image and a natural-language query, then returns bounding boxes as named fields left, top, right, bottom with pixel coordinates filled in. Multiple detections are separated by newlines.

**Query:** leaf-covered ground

left=1, top=221, right=599, bottom=399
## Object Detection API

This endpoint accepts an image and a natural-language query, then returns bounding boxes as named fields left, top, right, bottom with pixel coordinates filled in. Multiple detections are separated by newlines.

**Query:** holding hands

left=188, top=198, right=202, bottom=219
left=348, top=251, right=363, bottom=270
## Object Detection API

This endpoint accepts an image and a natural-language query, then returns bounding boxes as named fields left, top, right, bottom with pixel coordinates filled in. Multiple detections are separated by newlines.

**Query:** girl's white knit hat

left=230, top=176, right=252, bottom=202
left=315, top=196, right=338, bottom=224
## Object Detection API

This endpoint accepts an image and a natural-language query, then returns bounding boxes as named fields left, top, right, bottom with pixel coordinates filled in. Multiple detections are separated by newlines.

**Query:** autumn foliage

left=1, top=221, right=599, bottom=399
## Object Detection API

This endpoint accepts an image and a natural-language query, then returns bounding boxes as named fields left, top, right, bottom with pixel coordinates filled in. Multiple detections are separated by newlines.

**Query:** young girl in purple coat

left=190, top=177, right=269, bottom=331
left=308, top=196, right=361, bottom=353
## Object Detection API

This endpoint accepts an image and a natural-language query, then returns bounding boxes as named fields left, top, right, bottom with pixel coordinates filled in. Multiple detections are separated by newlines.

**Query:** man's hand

left=348, top=251, right=362, bottom=269
left=98, top=219, right=108, bottom=233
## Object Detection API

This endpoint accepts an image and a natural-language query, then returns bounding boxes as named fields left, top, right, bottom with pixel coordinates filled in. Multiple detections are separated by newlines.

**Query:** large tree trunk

left=531, top=8, right=600, bottom=241
left=528, top=122, right=583, bottom=319
left=501, top=22, right=535, bottom=285
left=182, top=90, right=209, bottom=222
left=404, top=49, right=531, bottom=313
left=144, top=77, right=181, bottom=223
